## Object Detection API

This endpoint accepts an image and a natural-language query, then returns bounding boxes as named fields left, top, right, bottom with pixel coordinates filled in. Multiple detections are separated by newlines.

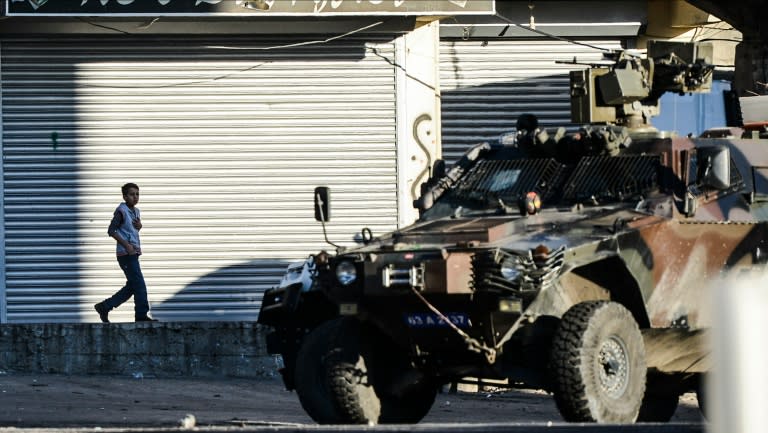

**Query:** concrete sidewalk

left=0, top=322, right=275, bottom=378
left=0, top=321, right=295, bottom=427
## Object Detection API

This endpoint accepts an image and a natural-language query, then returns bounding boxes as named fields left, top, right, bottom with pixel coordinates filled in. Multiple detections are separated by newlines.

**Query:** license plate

left=404, top=312, right=470, bottom=328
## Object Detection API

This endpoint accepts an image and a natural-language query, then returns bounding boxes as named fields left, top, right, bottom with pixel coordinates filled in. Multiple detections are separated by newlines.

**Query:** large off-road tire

left=294, top=317, right=436, bottom=425
left=294, top=319, right=344, bottom=424
left=377, top=379, right=437, bottom=423
left=549, top=301, right=647, bottom=423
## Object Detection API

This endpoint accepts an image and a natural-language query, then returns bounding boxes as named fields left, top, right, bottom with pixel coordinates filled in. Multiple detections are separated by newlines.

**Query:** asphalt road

left=0, top=372, right=705, bottom=431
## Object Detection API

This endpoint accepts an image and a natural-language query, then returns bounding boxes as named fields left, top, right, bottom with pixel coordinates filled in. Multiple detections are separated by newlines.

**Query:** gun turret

left=569, top=41, right=714, bottom=129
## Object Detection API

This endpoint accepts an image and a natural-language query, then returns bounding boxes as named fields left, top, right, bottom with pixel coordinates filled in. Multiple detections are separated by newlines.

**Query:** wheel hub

left=597, top=336, right=629, bottom=399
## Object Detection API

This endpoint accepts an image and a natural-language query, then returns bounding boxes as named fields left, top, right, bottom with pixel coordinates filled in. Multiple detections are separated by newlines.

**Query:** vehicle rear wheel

left=549, top=301, right=647, bottom=423
left=294, top=317, right=436, bottom=424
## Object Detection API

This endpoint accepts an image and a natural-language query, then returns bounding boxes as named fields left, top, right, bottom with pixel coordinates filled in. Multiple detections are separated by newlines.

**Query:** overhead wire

left=73, top=19, right=386, bottom=89
left=204, top=20, right=384, bottom=50
left=493, top=11, right=612, bottom=53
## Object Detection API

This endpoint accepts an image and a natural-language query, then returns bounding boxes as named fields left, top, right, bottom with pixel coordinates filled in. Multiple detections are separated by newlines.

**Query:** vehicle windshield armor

left=420, top=146, right=662, bottom=221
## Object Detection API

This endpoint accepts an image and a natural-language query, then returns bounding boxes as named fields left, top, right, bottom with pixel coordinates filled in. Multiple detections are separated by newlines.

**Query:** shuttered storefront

left=440, top=39, right=623, bottom=162
left=0, top=37, right=399, bottom=323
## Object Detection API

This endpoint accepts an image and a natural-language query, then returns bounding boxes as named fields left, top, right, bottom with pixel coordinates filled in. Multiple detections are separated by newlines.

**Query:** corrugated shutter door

left=440, top=39, right=623, bottom=162
left=1, top=37, right=398, bottom=323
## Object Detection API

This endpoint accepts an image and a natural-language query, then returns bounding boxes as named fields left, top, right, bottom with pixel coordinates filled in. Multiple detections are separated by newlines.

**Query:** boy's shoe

left=94, top=302, right=110, bottom=323
left=135, top=315, right=158, bottom=322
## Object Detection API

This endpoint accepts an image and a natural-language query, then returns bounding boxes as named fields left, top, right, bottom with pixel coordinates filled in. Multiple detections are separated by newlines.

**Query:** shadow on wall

left=440, top=73, right=584, bottom=163
left=0, top=35, right=384, bottom=323
left=150, top=258, right=293, bottom=322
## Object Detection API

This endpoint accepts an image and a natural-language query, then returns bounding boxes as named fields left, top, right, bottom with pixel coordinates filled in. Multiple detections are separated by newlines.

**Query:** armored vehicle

left=257, top=41, right=768, bottom=424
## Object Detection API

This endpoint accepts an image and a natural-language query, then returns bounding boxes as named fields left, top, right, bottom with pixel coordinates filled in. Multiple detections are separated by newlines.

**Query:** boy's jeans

left=104, top=254, right=150, bottom=317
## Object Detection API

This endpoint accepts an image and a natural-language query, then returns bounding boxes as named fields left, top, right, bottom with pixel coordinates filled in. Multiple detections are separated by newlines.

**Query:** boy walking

left=94, top=182, right=157, bottom=322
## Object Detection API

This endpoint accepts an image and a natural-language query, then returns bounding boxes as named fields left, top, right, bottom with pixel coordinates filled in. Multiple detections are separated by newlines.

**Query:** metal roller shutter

left=440, top=39, right=623, bottom=162
left=0, top=36, right=398, bottom=323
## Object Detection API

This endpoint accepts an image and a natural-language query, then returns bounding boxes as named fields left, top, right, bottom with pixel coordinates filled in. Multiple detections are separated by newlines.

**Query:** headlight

left=335, top=261, right=358, bottom=285
left=500, top=257, right=521, bottom=281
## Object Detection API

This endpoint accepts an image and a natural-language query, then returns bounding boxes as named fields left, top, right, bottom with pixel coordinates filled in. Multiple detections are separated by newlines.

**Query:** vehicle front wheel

left=294, top=319, right=344, bottom=424
left=549, top=301, right=647, bottom=423
left=294, top=317, right=436, bottom=424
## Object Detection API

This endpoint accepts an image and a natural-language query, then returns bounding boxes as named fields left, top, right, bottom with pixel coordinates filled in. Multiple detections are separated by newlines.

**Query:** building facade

left=0, top=0, right=708, bottom=323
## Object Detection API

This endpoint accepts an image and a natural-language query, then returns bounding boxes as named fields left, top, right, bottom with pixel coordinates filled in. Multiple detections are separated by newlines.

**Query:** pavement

left=0, top=372, right=705, bottom=429
left=0, top=372, right=311, bottom=428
